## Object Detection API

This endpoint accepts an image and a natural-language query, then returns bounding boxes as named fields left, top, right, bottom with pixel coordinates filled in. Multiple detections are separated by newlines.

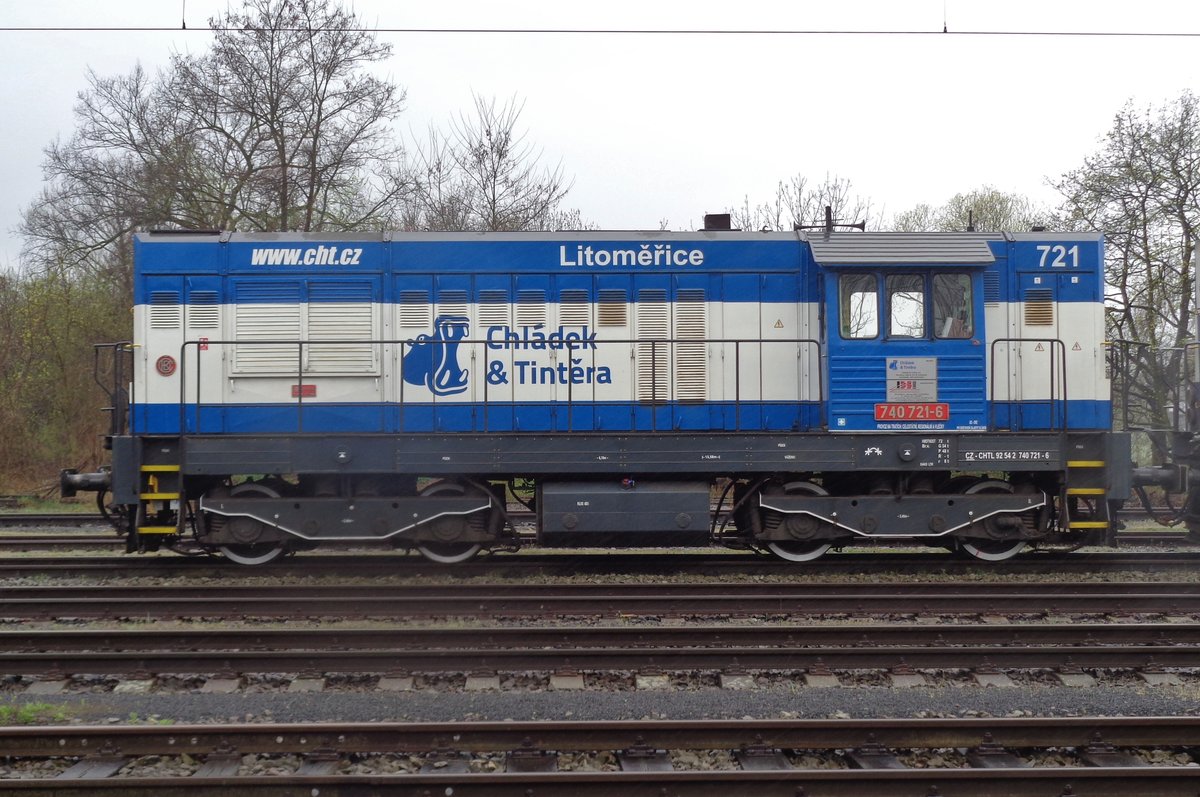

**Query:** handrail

left=173, top=336, right=823, bottom=435
left=92, top=342, right=133, bottom=437
left=1107, top=339, right=1194, bottom=434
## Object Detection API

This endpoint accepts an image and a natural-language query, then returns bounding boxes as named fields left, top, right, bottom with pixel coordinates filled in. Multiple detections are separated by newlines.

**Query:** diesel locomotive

left=62, top=219, right=1130, bottom=564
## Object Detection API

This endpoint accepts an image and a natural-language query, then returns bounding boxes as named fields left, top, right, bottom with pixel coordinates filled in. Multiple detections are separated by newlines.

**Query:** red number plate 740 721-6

left=874, top=403, right=949, bottom=421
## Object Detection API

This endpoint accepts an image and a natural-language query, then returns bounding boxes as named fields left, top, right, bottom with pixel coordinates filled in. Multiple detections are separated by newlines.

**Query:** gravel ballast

left=6, top=682, right=1200, bottom=725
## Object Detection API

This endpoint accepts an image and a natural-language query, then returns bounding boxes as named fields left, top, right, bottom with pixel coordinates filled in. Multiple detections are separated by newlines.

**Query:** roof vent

left=703, top=213, right=732, bottom=231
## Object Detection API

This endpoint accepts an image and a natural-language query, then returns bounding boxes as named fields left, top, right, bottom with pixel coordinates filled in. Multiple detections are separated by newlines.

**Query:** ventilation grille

left=187, top=291, right=219, bottom=330
left=598, top=289, right=628, bottom=327
left=559, top=289, right=590, bottom=326
left=983, top=272, right=1000, bottom=305
left=234, top=306, right=301, bottom=373
left=478, top=290, right=509, bottom=325
left=231, top=282, right=302, bottom=372
left=399, top=291, right=432, bottom=328
left=674, top=289, right=707, bottom=402
left=308, top=283, right=376, bottom=373
left=311, top=282, right=372, bottom=301
left=236, top=281, right=302, bottom=304
left=150, top=291, right=181, bottom=329
left=635, top=290, right=669, bottom=402
left=437, top=289, right=469, bottom=320
left=1024, top=289, right=1054, bottom=326
left=517, top=290, right=546, bottom=326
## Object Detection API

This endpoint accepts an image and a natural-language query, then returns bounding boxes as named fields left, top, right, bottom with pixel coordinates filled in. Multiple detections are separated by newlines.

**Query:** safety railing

left=168, top=337, right=824, bottom=435
left=1109, top=339, right=1194, bottom=434
left=93, top=342, right=134, bottom=437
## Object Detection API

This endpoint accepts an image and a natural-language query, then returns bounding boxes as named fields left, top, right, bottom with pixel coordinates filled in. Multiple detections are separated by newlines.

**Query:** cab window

left=933, top=273, right=973, bottom=338
left=887, top=274, right=925, bottom=337
left=839, top=273, right=878, bottom=339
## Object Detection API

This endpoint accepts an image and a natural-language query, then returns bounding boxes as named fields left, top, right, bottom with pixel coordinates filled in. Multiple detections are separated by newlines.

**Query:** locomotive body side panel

left=131, top=232, right=825, bottom=435
left=990, top=234, right=1109, bottom=431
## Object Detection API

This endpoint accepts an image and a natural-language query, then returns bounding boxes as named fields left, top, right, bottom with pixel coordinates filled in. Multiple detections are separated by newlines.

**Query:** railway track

left=0, top=533, right=121, bottom=550
left=3, top=549, right=1200, bottom=579
left=3, top=580, right=1199, bottom=620
left=0, top=717, right=1197, bottom=795
left=0, top=512, right=108, bottom=528
left=3, top=621, right=1199, bottom=676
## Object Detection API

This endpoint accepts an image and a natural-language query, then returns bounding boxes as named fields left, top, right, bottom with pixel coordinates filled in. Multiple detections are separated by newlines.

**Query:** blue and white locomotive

left=63, top=219, right=1126, bottom=564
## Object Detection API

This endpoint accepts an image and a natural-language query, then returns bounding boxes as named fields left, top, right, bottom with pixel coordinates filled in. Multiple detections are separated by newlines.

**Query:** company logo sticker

left=155, top=355, right=177, bottom=376
left=402, top=315, right=470, bottom=396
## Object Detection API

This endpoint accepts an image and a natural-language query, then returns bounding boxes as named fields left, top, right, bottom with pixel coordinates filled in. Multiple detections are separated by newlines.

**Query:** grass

left=0, top=495, right=98, bottom=514
left=0, top=702, right=72, bottom=725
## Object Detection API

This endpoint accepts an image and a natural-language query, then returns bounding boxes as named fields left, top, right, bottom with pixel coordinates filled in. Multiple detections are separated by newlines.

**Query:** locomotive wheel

left=417, top=541, right=482, bottom=564
left=215, top=481, right=288, bottom=566
left=414, top=481, right=483, bottom=564
left=767, top=540, right=833, bottom=562
left=765, top=481, right=836, bottom=562
left=956, top=479, right=1027, bottom=562
left=958, top=538, right=1027, bottom=562
left=220, top=542, right=289, bottom=566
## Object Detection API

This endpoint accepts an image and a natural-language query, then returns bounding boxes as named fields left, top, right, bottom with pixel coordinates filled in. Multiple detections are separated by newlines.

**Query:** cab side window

left=933, top=273, right=973, bottom=339
left=887, top=274, right=925, bottom=338
left=839, top=273, right=878, bottom=339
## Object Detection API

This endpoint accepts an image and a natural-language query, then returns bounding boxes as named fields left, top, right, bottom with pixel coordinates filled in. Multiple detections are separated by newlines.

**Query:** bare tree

left=20, top=0, right=408, bottom=283
left=10, top=0, right=412, bottom=488
left=1053, top=92, right=1200, bottom=433
left=171, top=0, right=407, bottom=231
left=399, top=125, right=473, bottom=231
left=403, top=95, right=574, bottom=232
left=729, top=174, right=878, bottom=232
left=892, top=186, right=1050, bottom=232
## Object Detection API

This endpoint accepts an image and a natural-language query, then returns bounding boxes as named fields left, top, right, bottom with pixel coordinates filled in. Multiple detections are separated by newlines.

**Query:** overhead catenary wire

left=6, top=0, right=1197, bottom=37
left=1, top=25, right=1199, bottom=37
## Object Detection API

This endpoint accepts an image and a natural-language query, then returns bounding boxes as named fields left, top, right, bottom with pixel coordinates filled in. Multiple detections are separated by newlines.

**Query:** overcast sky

left=1, top=0, right=1199, bottom=268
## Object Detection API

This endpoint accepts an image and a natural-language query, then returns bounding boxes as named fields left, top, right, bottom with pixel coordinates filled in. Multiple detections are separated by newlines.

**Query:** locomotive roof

left=135, top=229, right=1103, bottom=246
left=808, top=232, right=999, bottom=266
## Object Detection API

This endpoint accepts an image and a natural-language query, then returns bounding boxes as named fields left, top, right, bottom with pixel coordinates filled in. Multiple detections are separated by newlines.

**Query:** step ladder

left=135, top=464, right=182, bottom=537
left=1064, top=434, right=1112, bottom=543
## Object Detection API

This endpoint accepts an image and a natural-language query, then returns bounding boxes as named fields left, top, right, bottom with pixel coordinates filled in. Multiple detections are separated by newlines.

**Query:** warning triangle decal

left=774, top=319, right=784, bottom=329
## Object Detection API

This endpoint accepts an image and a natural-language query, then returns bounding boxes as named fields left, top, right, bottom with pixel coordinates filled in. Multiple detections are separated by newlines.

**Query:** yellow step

left=1068, top=521, right=1109, bottom=529
left=137, top=526, right=179, bottom=535
left=140, top=464, right=180, bottom=472
left=1066, top=460, right=1105, bottom=468
left=139, top=492, right=180, bottom=500
left=1066, top=488, right=1106, bottom=495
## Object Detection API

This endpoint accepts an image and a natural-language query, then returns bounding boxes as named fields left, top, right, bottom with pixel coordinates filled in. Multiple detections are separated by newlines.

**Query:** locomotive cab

left=818, top=235, right=991, bottom=433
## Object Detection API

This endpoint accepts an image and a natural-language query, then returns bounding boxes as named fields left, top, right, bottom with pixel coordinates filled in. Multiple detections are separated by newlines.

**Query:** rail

left=6, top=579, right=1200, bottom=620
left=3, top=718, right=1199, bottom=795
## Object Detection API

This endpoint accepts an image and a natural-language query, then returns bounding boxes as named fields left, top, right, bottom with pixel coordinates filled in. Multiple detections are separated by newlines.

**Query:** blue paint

left=400, top=315, right=471, bottom=396
left=133, top=401, right=824, bottom=435
left=131, top=231, right=1109, bottom=437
